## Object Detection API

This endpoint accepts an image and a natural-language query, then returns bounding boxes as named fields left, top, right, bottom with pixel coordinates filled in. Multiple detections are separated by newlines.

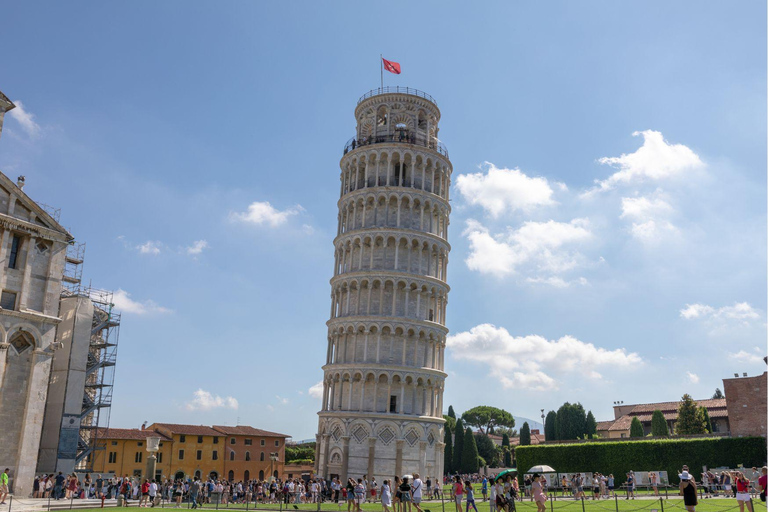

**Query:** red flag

left=382, top=58, right=401, bottom=75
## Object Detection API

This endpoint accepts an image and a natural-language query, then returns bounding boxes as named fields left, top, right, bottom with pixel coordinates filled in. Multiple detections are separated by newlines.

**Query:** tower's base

left=316, top=414, right=444, bottom=483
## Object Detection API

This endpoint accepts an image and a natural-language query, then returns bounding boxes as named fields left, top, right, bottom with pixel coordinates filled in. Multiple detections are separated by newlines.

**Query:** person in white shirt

left=149, top=480, right=158, bottom=507
left=412, top=474, right=424, bottom=512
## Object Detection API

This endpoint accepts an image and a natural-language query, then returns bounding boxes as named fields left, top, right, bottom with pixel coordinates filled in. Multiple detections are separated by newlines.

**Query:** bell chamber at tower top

left=342, top=88, right=449, bottom=160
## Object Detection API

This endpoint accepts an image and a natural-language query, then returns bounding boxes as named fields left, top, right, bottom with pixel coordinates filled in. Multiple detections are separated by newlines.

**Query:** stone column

left=340, top=436, right=351, bottom=482
left=394, top=440, right=404, bottom=478
left=0, top=343, right=8, bottom=399
left=322, top=434, right=331, bottom=478
left=419, top=441, right=427, bottom=477
left=15, top=348, right=52, bottom=495
left=436, top=442, right=446, bottom=480
left=17, top=236, right=35, bottom=310
left=367, top=438, right=376, bottom=485
left=0, top=229, right=10, bottom=291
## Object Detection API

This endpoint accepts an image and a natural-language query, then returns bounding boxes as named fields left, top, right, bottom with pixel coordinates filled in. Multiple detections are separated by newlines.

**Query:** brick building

left=596, top=398, right=729, bottom=438
left=722, top=371, right=767, bottom=437
left=212, top=425, right=287, bottom=482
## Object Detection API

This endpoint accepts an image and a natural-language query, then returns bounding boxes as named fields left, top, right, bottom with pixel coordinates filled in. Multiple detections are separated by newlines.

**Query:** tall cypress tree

left=544, top=411, right=557, bottom=441
left=444, top=426, right=453, bottom=474
left=650, top=410, right=669, bottom=436
left=629, top=417, right=644, bottom=437
left=461, top=427, right=479, bottom=473
left=520, top=422, right=531, bottom=445
left=448, top=405, right=456, bottom=419
left=501, top=433, right=512, bottom=467
left=452, top=418, right=464, bottom=473
left=698, top=406, right=713, bottom=433
left=585, top=411, right=597, bottom=439
left=676, top=394, right=705, bottom=434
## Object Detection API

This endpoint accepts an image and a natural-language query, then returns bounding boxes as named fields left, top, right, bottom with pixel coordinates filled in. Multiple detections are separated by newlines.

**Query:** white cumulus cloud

left=231, top=201, right=303, bottom=227
left=185, top=389, right=239, bottom=411
left=455, top=163, right=556, bottom=217
left=8, top=100, right=41, bottom=137
left=588, top=130, right=703, bottom=194
left=447, top=323, right=642, bottom=391
left=308, top=381, right=324, bottom=399
left=138, top=241, right=162, bottom=255
left=729, top=349, right=765, bottom=365
left=686, top=372, right=700, bottom=384
left=680, top=302, right=760, bottom=321
left=620, top=193, right=678, bottom=242
left=186, top=240, right=209, bottom=255
left=112, top=289, right=171, bottom=315
left=463, top=218, right=593, bottom=281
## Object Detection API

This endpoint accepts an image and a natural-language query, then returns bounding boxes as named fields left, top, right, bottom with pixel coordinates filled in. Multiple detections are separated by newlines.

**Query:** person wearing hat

left=679, top=470, right=697, bottom=512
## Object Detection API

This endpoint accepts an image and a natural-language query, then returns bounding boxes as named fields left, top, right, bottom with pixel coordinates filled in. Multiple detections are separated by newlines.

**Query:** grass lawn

left=104, top=498, right=766, bottom=512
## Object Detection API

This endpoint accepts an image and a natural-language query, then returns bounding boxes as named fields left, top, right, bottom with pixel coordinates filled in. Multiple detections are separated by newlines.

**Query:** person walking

left=0, top=468, right=9, bottom=505
left=452, top=476, right=464, bottom=512
left=465, top=480, right=478, bottom=512
left=532, top=474, right=547, bottom=512
left=382, top=480, right=393, bottom=512
left=399, top=477, right=412, bottom=512
left=411, top=474, right=423, bottom=512
left=679, top=471, right=697, bottom=512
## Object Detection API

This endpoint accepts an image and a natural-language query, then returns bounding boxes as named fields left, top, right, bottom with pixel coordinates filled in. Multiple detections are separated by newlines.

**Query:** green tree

left=444, top=426, right=453, bottom=474
left=502, top=433, right=512, bottom=467
left=675, top=394, right=706, bottom=435
left=586, top=411, right=597, bottom=439
left=452, top=418, right=465, bottom=472
left=448, top=405, right=457, bottom=419
left=555, top=403, right=588, bottom=440
left=544, top=411, right=557, bottom=441
left=285, top=444, right=316, bottom=463
left=698, top=407, right=713, bottom=433
left=494, top=426, right=517, bottom=437
left=520, top=422, right=531, bottom=446
left=443, top=414, right=456, bottom=432
left=712, top=388, right=724, bottom=399
left=630, top=417, right=644, bottom=437
left=462, top=427, right=480, bottom=473
left=475, top=433, right=500, bottom=467
left=651, top=410, right=670, bottom=436
left=461, top=406, right=516, bottom=434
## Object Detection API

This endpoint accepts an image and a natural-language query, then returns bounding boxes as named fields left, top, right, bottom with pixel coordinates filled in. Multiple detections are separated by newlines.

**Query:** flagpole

left=380, top=54, right=383, bottom=90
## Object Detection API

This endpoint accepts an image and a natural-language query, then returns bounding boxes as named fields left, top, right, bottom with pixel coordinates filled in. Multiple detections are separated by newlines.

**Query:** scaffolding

left=60, top=241, right=120, bottom=472
left=74, top=286, right=120, bottom=472
left=63, top=242, right=85, bottom=292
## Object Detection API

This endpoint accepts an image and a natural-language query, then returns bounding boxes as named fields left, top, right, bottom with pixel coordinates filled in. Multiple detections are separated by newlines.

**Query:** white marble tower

left=316, top=87, right=451, bottom=483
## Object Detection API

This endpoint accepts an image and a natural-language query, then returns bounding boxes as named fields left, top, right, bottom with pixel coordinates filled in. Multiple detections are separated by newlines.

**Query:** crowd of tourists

left=21, top=465, right=767, bottom=512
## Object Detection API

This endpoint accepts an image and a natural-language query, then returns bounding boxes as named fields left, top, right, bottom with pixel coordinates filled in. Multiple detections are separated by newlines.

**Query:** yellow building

left=92, top=424, right=288, bottom=482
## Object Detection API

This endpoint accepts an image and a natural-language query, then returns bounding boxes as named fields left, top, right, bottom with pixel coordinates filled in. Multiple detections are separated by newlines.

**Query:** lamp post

left=269, top=453, right=279, bottom=482
left=146, top=436, right=161, bottom=483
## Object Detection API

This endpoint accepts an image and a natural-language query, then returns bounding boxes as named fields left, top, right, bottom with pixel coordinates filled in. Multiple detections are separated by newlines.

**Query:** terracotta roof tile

left=627, top=398, right=726, bottom=414
left=96, top=428, right=172, bottom=441
left=149, top=423, right=222, bottom=436
left=212, top=426, right=289, bottom=438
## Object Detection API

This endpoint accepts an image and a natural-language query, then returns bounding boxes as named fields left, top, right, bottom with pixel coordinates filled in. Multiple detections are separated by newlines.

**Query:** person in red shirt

left=732, top=471, right=754, bottom=512
left=757, top=467, right=766, bottom=503
left=140, top=479, right=151, bottom=508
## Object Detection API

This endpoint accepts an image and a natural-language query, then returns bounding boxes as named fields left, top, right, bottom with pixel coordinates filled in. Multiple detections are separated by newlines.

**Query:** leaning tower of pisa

left=315, top=87, right=451, bottom=483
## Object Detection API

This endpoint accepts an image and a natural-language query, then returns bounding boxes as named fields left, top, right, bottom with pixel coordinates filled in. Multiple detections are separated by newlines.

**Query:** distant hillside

left=513, top=416, right=544, bottom=432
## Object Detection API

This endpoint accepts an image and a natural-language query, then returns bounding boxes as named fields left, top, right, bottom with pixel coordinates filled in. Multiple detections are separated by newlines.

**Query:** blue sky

left=0, top=2, right=765, bottom=440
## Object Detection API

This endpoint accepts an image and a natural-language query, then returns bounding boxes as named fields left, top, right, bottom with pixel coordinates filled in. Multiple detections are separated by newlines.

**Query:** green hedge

left=515, top=437, right=766, bottom=485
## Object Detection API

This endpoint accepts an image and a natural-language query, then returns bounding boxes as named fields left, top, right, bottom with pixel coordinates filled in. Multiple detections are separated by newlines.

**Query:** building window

left=178, top=450, right=184, bottom=460
left=212, top=451, right=218, bottom=460
left=180, top=435, right=186, bottom=443
left=157, top=453, right=163, bottom=463
left=274, top=440, right=279, bottom=447
left=390, top=395, right=397, bottom=413
left=8, top=235, right=21, bottom=270
left=108, top=452, right=117, bottom=464
left=230, top=452, right=235, bottom=461
left=0, top=291, right=17, bottom=310
left=137, top=442, right=143, bottom=446
left=230, top=439, right=236, bottom=445
left=213, top=436, right=219, bottom=444
left=260, top=452, right=265, bottom=462
left=260, top=440, right=265, bottom=446
left=198, top=436, right=203, bottom=443
left=135, top=452, right=143, bottom=463
left=244, top=439, right=252, bottom=446
left=245, top=452, right=250, bottom=462
left=111, top=441, right=118, bottom=446
left=196, top=450, right=202, bottom=460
